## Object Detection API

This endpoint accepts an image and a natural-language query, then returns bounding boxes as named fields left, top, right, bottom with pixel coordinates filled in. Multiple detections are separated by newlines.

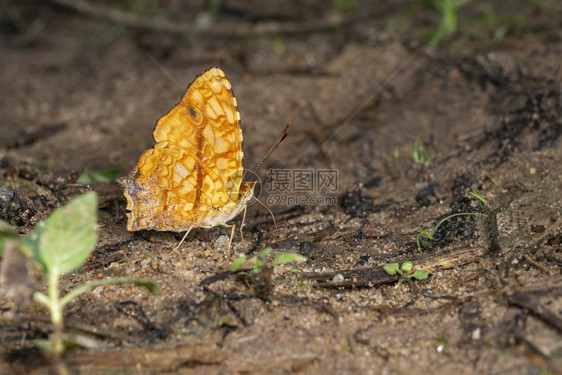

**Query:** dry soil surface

left=0, top=1, right=561, bottom=374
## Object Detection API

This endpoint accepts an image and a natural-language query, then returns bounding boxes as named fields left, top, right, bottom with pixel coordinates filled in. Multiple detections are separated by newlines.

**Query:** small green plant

left=468, top=188, right=487, bottom=205
left=416, top=212, right=486, bottom=253
left=89, top=0, right=159, bottom=47
left=408, top=134, right=436, bottom=165
left=194, top=0, right=223, bottom=29
left=428, top=0, right=472, bottom=46
left=231, top=247, right=306, bottom=274
left=387, top=0, right=471, bottom=47
left=480, top=4, right=510, bottom=42
left=0, top=192, right=161, bottom=355
left=76, top=167, right=121, bottom=183
left=230, top=248, right=306, bottom=302
left=271, top=37, right=286, bottom=55
left=383, top=261, right=428, bottom=288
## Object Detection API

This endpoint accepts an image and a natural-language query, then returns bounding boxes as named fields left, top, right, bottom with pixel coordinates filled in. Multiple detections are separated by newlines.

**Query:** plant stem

left=48, top=268, right=61, bottom=325
left=48, top=266, right=64, bottom=354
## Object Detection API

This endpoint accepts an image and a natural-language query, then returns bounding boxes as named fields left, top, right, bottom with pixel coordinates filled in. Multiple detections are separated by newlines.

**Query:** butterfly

left=118, top=67, right=256, bottom=256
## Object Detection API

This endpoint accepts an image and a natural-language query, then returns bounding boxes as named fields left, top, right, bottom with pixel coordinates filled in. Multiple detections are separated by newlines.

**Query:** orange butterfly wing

left=119, top=67, right=249, bottom=232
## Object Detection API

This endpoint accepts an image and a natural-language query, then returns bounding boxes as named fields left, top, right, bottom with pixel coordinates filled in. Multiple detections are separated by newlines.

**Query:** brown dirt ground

left=1, top=1, right=561, bottom=374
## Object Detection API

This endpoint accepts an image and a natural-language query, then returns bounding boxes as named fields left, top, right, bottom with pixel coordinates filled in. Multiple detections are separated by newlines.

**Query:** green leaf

left=246, top=256, right=258, bottom=267
left=33, top=339, right=54, bottom=352
left=22, top=192, right=98, bottom=275
left=417, top=228, right=433, bottom=240
left=272, top=37, right=285, bottom=55
left=468, top=189, right=487, bottom=205
left=60, top=277, right=161, bottom=307
left=416, top=234, right=423, bottom=253
left=0, top=220, right=23, bottom=257
left=258, top=247, right=273, bottom=259
left=230, top=256, right=246, bottom=272
left=383, top=263, right=400, bottom=275
left=129, top=279, right=162, bottom=295
left=59, top=337, right=92, bottom=351
left=76, top=168, right=120, bottom=183
left=272, top=252, right=306, bottom=266
left=400, top=261, right=413, bottom=272
left=412, top=270, right=428, bottom=280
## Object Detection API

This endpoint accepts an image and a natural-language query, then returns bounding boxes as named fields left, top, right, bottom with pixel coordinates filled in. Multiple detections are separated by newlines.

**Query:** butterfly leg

left=239, top=205, right=248, bottom=241
left=171, top=224, right=194, bottom=253
left=227, top=223, right=236, bottom=258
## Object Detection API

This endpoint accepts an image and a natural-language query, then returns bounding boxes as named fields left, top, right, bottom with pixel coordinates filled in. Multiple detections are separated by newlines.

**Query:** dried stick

left=301, top=246, right=487, bottom=288
left=50, top=0, right=404, bottom=38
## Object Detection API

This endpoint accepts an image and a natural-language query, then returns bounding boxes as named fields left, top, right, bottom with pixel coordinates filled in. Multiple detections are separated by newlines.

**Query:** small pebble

left=332, top=274, right=344, bottom=283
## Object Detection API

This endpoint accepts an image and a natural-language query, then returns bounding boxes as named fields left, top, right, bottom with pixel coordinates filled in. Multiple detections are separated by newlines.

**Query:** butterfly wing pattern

left=118, top=67, right=254, bottom=235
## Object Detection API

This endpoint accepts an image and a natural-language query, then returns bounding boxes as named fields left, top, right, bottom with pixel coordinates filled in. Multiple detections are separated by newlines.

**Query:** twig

left=49, top=0, right=404, bottom=38
left=507, top=289, right=562, bottom=334
left=300, top=246, right=487, bottom=288
left=67, top=344, right=227, bottom=371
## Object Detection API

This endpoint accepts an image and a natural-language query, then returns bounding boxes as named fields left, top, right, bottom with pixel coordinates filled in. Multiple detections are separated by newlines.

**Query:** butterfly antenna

left=252, top=122, right=291, bottom=174
left=254, top=196, right=278, bottom=232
